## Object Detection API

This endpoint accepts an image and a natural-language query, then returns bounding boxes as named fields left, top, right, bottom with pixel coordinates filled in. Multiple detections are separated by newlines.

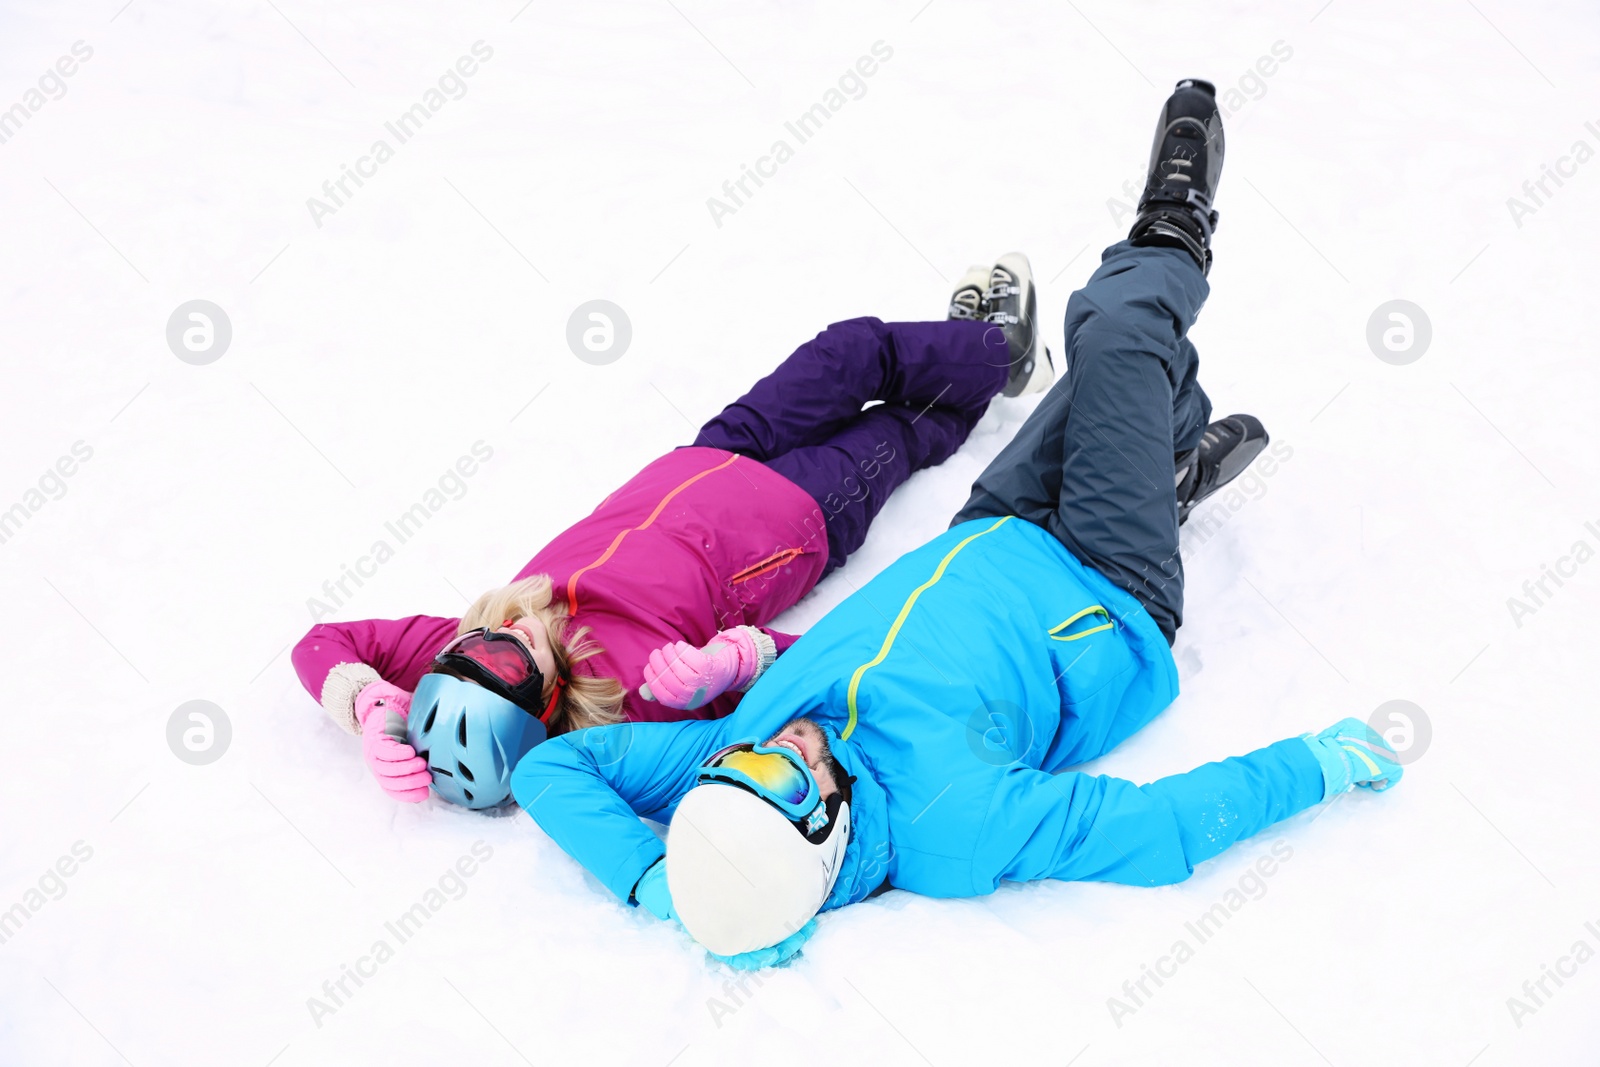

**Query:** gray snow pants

left=952, top=240, right=1212, bottom=644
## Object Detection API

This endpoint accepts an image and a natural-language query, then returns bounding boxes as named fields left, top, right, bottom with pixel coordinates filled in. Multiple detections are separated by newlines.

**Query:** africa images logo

left=305, top=42, right=495, bottom=228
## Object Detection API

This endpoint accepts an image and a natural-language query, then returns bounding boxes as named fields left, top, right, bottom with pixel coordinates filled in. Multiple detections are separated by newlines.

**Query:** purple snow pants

left=694, top=317, right=1009, bottom=575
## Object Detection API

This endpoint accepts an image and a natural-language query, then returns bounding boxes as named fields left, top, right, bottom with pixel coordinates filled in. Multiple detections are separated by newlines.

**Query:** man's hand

left=1302, top=718, right=1403, bottom=798
left=634, top=859, right=811, bottom=966
left=709, top=920, right=816, bottom=971
left=632, top=859, right=676, bottom=922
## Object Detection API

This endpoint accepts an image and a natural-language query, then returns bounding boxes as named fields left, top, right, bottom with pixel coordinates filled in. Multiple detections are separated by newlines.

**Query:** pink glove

left=639, top=626, right=774, bottom=710
left=354, top=681, right=430, bottom=803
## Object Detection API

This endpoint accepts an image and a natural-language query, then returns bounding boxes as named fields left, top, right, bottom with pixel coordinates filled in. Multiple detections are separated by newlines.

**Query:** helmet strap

left=496, top=618, right=566, bottom=728
left=538, top=674, right=566, bottom=726
left=804, top=791, right=847, bottom=844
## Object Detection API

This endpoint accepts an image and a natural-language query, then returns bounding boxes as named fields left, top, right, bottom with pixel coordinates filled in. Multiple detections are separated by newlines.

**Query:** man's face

left=764, top=718, right=844, bottom=799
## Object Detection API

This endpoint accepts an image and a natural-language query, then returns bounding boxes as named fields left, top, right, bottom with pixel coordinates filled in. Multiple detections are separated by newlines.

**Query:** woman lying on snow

left=513, top=79, right=1404, bottom=968
left=291, top=255, right=1053, bottom=808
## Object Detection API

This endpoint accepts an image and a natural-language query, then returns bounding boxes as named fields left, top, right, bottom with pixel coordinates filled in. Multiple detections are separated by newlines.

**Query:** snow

left=2, top=0, right=1598, bottom=1063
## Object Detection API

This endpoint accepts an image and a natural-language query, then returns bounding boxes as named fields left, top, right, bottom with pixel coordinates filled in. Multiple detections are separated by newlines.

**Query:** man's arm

left=511, top=719, right=726, bottom=902
left=982, top=738, right=1326, bottom=889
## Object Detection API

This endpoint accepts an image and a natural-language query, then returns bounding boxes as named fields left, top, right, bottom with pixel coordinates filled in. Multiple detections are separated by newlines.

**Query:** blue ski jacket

left=512, top=516, right=1328, bottom=913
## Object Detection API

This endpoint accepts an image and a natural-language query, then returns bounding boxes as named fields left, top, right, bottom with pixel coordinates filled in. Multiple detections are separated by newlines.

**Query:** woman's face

left=499, top=617, right=558, bottom=694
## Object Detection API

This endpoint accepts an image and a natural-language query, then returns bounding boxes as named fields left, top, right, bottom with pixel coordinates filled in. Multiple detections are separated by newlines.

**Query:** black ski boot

left=986, top=252, right=1054, bottom=397
left=1176, top=414, right=1268, bottom=524
left=946, top=264, right=990, bottom=321
left=1130, top=78, right=1225, bottom=275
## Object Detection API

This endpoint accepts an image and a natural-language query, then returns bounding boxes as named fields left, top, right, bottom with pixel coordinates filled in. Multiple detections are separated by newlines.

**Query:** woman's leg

left=953, top=240, right=1212, bottom=642
left=694, top=317, right=1008, bottom=460
left=761, top=403, right=982, bottom=575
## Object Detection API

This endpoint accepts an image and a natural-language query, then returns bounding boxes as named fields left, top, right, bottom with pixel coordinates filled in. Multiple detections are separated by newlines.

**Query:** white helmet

left=667, top=782, right=851, bottom=956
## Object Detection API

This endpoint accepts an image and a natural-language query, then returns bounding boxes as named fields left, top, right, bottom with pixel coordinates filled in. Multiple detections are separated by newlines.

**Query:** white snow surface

left=3, top=1, right=1599, bottom=1064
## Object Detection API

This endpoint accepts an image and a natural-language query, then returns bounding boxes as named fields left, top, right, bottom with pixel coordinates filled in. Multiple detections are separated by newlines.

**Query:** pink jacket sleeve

left=292, top=615, right=460, bottom=732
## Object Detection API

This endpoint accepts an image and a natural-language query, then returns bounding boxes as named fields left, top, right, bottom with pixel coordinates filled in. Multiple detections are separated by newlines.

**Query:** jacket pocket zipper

left=730, top=547, right=806, bottom=585
left=1049, top=605, right=1114, bottom=641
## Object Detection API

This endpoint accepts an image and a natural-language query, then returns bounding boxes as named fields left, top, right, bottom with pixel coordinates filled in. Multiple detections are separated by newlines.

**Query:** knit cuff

left=736, top=626, right=779, bottom=692
left=322, top=662, right=383, bottom=735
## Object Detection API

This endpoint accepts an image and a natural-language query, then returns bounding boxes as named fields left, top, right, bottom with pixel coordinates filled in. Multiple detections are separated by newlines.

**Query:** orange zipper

left=730, top=547, right=806, bottom=585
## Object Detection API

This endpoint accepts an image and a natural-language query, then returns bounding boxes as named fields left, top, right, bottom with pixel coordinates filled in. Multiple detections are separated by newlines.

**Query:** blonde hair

left=458, top=575, right=626, bottom=733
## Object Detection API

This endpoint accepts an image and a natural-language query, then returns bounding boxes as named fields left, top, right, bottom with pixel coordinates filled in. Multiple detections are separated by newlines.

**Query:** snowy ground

left=3, top=0, right=1599, bottom=1063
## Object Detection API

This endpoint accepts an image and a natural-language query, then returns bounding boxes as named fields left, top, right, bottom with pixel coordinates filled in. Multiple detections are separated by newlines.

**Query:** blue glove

left=1303, top=718, right=1403, bottom=797
left=632, top=859, right=676, bottom=922
left=709, top=920, right=816, bottom=971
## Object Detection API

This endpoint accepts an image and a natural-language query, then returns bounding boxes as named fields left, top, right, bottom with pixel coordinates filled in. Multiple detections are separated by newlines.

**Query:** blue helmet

left=407, top=672, right=547, bottom=809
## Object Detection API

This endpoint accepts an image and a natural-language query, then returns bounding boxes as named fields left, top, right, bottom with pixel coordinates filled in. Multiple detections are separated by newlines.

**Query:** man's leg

left=954, top=240, right=1211, bottom=642
left=694, top=317, right=1008, bottom=460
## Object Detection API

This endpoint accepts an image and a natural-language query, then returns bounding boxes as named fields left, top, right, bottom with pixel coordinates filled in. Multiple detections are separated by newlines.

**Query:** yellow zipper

left=1048, top=605, right=1113, bottom=641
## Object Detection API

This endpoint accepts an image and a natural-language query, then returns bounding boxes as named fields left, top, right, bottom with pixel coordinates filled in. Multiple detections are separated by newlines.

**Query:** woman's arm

left=758, top=627, right=801, bottom=654
left=984, top=737, right=1327, bottom=889
left=291, top=616, right=460, bottom=733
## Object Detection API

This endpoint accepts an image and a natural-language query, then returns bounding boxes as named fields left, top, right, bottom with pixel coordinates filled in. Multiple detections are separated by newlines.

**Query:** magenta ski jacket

left=292, top=447, right=829, bottom=729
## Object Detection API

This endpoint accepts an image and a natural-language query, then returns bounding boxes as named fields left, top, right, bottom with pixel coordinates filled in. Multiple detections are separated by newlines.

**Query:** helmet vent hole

left=422, top=706, right=437, bottom=733
left=457, top=716, right=468, bottom=747
left=463, top=789, right=474, bottom=804
left=433, top=766, right=454, bottom=778
left=456, top=761, right=475, bottom=783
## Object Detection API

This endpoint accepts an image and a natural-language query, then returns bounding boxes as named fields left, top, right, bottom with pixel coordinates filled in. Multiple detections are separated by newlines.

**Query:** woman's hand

left=354, top=682, right=431, bottom=802
left=638, top=627, right=774, bottom=710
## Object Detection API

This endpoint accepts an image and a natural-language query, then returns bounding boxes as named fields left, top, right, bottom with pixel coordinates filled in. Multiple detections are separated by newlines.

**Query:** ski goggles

left=697, top=742, right=841, bottom=840
left=431, top=626, right=562, bottom=725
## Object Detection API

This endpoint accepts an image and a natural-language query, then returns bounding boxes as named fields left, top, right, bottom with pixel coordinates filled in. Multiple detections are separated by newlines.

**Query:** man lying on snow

left=513, top=79, right=1404, bottom=968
